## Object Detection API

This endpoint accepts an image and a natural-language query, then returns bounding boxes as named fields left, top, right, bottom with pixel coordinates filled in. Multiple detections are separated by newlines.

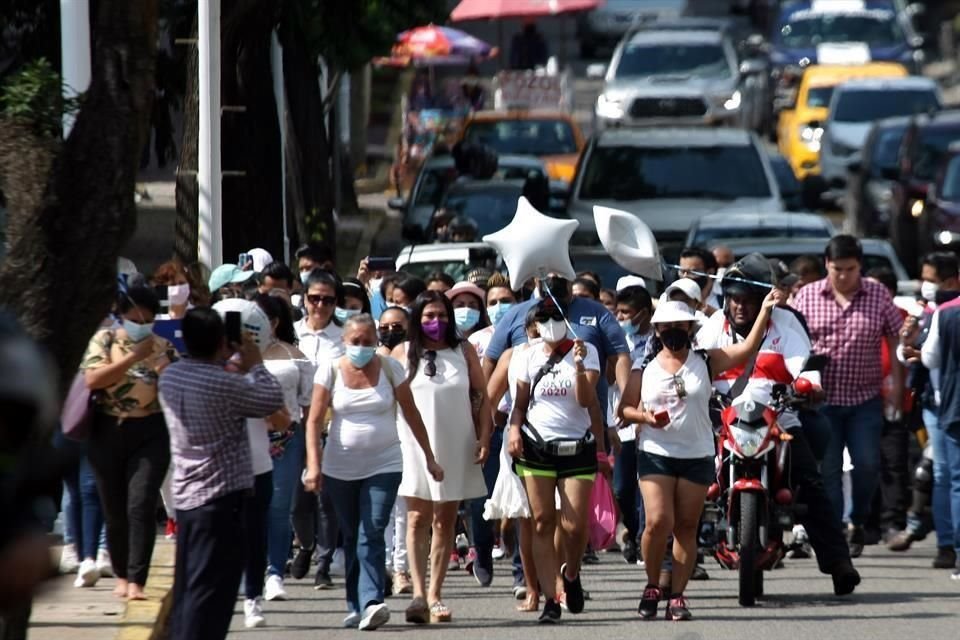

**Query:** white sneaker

left=358, top=603, right=390, bottom=631
left=243, top=598, right=266, bottom=628
left=492, top=545, right=505, bottom=560
left=96, top=548, right=114, bottom=577
left=74, top=558, right=100, bottom=587
left=59, top=544, right=80, bottom=574
left=343, top=611, right=361, bottom=628
left=263, top=574, right=288, bottom=601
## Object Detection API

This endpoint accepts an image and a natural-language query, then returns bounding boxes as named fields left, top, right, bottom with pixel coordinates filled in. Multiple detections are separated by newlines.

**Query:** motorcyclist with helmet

left=696, top=253, right=861, bottom=596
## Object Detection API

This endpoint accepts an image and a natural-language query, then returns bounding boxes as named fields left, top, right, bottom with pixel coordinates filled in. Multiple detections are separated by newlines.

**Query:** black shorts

left=514, top=428, right=597, bottom=480
left=636, top=450, right=715, bottom=486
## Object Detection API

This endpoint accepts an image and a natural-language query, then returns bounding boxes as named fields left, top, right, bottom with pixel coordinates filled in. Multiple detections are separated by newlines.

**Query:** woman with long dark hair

left=391, top=290, right=492, bottom=624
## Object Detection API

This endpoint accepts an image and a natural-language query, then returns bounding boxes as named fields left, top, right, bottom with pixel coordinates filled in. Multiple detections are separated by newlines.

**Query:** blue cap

left=208, top=263, right=254, bottom=293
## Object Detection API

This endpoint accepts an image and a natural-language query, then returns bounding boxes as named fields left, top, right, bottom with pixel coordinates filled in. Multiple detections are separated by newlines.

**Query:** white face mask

left=168, top=283, right=190, bottom=306
left=921, top=281, right=939, bottom=303
left=537, top=319, right=567, bottom=343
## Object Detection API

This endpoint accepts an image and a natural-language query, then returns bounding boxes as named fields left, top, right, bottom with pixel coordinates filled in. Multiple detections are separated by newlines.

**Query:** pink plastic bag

left=588, top=472, right=616, bottom=551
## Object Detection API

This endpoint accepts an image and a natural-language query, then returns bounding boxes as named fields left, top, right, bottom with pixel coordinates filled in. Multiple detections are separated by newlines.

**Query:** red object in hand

left=654, top=411, right=669, bottom=427
left=794, top=378, right=814, bottom=395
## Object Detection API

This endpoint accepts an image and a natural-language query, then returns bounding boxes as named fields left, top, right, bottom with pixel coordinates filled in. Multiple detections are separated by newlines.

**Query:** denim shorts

left=637, top=450, right=715, bottom=486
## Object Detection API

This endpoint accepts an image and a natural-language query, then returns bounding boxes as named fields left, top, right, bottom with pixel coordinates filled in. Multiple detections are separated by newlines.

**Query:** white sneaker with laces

left=244, top=598, right=266, bottom=628
left=263, top=574, right=288, bottom=601
left=343, top=611, right=361, bottom=628
left=96, top=548, right=114, bottom=577
left=492, top=546, right=505, bottom=560
left=74, top=558, right=100, bottom=588
left=358, top=603, right=390, bottom=631
left=59, top=544, right=80, bottom=574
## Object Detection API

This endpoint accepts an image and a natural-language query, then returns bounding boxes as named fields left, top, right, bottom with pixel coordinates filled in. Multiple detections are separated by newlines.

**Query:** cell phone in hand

left=366, top=256, right=396, bottom=273
left=225, top=311, right=243, bottom=345
left=238, top=252, right=252, bottom=270
left=654, top=411, right=669, bottom=428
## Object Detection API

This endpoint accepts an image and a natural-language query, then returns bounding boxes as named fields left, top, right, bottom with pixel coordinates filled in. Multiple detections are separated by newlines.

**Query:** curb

left=115, top=537, right=174, bottom=640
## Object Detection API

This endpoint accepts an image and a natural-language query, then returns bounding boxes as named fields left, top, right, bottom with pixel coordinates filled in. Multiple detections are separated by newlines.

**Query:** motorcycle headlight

left=723, top=90, right=742, bottom=111
left=596, top=94, right=625, bottom=120
left=798, top=124, right=823, bottom=151
left=730, top=425, right=770, bottom=458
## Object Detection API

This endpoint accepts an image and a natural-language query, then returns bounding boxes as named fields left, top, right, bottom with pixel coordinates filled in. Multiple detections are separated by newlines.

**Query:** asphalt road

left=227, top=538, right=959, bottom=639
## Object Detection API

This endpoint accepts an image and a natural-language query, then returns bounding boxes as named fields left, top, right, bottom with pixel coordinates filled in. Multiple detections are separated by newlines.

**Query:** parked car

left=844, top=116, right=910, bottom=237
left=389, top=154, right=556, bottom=243
left=924, top=143, right=960, bottom=252
left=775, top=62, right=907, bottom=178
left=458, top=110, right=585, bottom=184
left=686, top=211, right=835, bottom=248
left=817, top=75, right=941, bottom=204
left=576, top=0, right=688, bottom=58
left=888, top=110, right=960, bottom=272
left=395, top=242, right=502, bottom=284
left=594, top=28, right=763, bottom=130
left=567, top=126, right=782, bottom=249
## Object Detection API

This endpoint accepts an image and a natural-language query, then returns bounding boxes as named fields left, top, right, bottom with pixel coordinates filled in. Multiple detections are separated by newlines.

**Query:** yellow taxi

left=777, top=62, right=908, bottom=180
left=457, top=110, right=585, bottom=183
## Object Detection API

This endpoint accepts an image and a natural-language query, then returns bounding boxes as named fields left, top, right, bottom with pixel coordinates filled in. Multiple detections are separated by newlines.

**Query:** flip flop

left=405, top=597, right=428, bottom=624
left=429, top=600, right=452, bottom=623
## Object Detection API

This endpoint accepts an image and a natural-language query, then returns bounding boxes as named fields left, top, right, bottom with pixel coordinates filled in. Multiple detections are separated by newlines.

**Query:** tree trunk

left=0, top=0, right=158, bottom=399
left=174, top=15, right=199, bottom=265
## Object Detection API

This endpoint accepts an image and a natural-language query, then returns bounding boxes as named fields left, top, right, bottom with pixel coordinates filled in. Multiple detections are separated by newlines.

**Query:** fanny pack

left=522, top=339, right=592, bottom=457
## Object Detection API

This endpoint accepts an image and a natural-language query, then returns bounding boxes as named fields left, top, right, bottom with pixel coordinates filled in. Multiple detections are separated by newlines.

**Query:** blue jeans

left=56, top=433, right=106, bottom=560
left=944, top=424, right=960, bottom=552
left=821, top=397, right=884, bottom=527
left=613, top=439, right=644, bottom=542
left=324, top=472, right=402, bottom=613
left=923, top=409, right=954, bottom=547
left=469, top=428, right=503, bottom=573
left=267, top=428, right=305, bottom=576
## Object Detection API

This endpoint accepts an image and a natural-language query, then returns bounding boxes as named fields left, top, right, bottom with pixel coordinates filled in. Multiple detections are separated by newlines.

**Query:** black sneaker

left=538, top=598, right=562, bottom=624
left=474, top=562, right=493, bottom=588
left=622, top=539, right=638, bottom=565
left=291, top=546, right=313, bottom=580
left=665, top=594, right=692, bottom=621
left=690, top=565, right=710, bottom=581
left=582, top=549, right=600, bottom=565
left=848, top=525, right=865, bottom=559
left=314, top=569, right=333, bottom=590
left=638, top=584, right=661, bottom=619
left=933, top=546, right=957, bottom=569
left=831, top=562, right=861, bottom=596
left=560, top=563, right=584, bottom=614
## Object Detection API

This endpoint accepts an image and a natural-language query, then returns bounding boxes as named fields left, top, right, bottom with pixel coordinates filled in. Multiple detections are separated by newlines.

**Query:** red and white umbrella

left=450, top=0, right=604, bottom=22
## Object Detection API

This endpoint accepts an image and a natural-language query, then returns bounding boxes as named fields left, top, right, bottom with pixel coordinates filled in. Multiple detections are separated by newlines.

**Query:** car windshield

left=616, top=43, right=731, bottom=79
left=413, top=164, right=548, bottom=208
left=443, top=188, right=525, bottom=238
left=869, top=128, right=907, bottom=176
left=912, top=128, right=960, bottom=182
left=778, top=10, right=902, bottom=48
left=694, top=224, right=830, bottom=245
left=579, top=145, right=772, bottom=200
left=463, top=119, right=578, bottom=155
left=832, top=89, right=940, bottom=123
left=941, top=155, right=960, bottom=200
left=806, top=86, right=834, bottom=108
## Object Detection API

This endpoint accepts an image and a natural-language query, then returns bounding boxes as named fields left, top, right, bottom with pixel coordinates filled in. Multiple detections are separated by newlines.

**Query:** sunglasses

left=534, top=311, right=564, bottom=323
left=423, top=349, right=437, bottom=378
left=379, top=322, right=405, bottom=333
left=306, top=294, right=337, bottom=306
left=672, top=374, right=687, bottom=400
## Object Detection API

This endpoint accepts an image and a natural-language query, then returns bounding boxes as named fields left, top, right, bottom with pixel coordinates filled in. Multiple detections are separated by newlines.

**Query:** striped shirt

left=159, top=359, right=284, bottom=511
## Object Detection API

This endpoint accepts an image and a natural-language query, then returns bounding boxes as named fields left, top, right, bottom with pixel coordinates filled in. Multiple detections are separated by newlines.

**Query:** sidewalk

left=29, top=538, right=174, bottom=640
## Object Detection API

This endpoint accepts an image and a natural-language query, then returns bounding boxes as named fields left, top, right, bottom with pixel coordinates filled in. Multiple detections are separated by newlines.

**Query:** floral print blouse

left=81, top=328, right=179, bottom=418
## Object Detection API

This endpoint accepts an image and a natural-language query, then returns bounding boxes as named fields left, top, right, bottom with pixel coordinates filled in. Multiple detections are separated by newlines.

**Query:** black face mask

left=379, top=329, right=406, bottom=349
left=659, top=328, right=689, bottom=352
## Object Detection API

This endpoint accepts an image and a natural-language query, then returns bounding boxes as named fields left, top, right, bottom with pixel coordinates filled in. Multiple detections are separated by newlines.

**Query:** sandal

left=517, top=592, right=540, bottom=612
left=429, top=600, right=452, bottom=623
left=405, top=597, right=428, bottom=624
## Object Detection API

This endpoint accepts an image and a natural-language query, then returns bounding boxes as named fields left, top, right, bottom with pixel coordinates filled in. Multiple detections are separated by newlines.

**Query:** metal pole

left=198, top=0, right=223, bottom=269
left=270, top=31, right=290, bottom=265
left=60, top=0, right=91, bottom=138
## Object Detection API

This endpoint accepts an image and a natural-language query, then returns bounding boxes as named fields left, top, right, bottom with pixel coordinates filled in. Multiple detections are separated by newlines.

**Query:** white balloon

left=593, top=205, right=663, bottom=281
left=482, top=197, right=579, bottom=290
left=212, top=298, right=272, bottom=353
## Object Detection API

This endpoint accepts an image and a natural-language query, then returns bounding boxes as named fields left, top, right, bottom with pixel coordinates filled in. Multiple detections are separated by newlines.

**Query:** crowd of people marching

left=54, top=236, right=960, bottom=638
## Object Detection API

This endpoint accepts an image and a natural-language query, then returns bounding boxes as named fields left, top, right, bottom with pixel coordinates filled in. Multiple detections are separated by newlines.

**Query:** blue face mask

left=335, top=307, right=361, bottom=324
left=300, top=270, right=312, bottom=285
left=454, top=307, right=481, bottom=331
left=123, top=319, right=154, bottom=342
left=487, top=302, right=513, bottom=326
left=345, top=344, right=376, bottom=368
left=619, top=318, right=638, bottom=336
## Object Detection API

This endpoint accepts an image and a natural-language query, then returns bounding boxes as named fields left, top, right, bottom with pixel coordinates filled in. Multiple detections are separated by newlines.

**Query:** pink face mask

left=421, top=318, right=446, bottom=342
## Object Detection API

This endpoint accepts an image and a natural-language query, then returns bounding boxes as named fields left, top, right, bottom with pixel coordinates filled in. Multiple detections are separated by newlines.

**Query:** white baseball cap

left=247, top=248, right=274, bottom=273
left=664, top=278, right=702, bottom=302
left=616, top=275, right=647, bottom=292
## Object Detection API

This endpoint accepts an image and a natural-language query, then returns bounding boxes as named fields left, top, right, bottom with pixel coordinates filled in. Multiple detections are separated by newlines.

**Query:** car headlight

left=730, top=425, right=770, bottom=458
left=596, top=94, right=625, bottom=120
left=911, top=199, right=925, bottom=218
left=723, top=90, right=741, bottom=111
left=937, top=231, right=960, bottom=245
left=798, top=124, right=823, bottom=152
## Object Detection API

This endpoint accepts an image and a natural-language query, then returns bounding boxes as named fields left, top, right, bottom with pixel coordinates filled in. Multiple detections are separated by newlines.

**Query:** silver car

left=594, top=29, right=752, bottom=130
left=576, top=0, right=687, bottom=58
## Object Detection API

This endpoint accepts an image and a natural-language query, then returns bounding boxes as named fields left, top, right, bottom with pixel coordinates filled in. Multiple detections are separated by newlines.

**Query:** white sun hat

left=663, top=278, right=702, bottom=303
left=650, top=300, right=699, bottom=326
left=616, top=275, right=647, bottom=292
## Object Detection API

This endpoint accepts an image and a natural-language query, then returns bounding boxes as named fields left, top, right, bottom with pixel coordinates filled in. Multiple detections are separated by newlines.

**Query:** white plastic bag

left=483, top=434, right=530, bottom=520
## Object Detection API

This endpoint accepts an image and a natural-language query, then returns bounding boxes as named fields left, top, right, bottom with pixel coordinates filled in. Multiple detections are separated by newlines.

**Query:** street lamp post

left=198, top=0, right=223, bottom=270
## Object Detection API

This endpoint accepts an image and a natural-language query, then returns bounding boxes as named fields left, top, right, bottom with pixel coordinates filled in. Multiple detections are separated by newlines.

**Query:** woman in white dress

left=391, top=290, right=492, bottom=624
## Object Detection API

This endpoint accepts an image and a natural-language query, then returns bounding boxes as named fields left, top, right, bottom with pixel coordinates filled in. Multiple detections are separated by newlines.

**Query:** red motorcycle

left=707, top=378, right=815, bottom=606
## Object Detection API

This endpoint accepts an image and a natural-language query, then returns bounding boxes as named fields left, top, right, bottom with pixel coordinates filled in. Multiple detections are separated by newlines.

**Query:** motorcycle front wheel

left=738, top=492, right=761, bottom=606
